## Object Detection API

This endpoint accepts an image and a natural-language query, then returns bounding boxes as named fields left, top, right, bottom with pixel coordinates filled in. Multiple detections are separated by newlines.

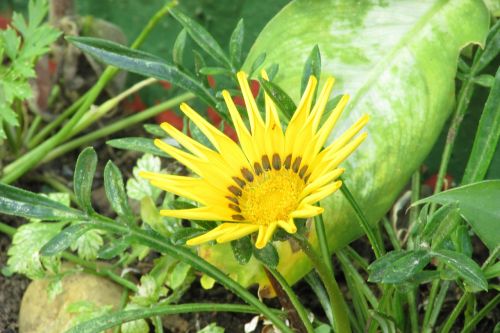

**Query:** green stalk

left=60, top=252, right=138, bottom=292
left=266, top=267, right=315, bottom=333
left=70, top=78, right=157, bottom=136
left=113, top=289, right=130, bottom=333
left=460, top=294, right=500, bottom=333
left=440, top=293, right=471, bottom=333
left=293, top=233, right=351, bottom=333
left=28, top=94, right=86, bottom=148
left=40, top=93, right=193, bottom=164
left=24, top=114, right=42, bottom=145
left=425, top=281, right=451, bottom=333
left=0, top=221, right=16, bottom=236
left=2, top=2, right=177, bottom=183
left=340, top=179, right=383, bottom=258
left=89, top=216, right=293, bottom=333
left=67, top=303, right=284, bottom=333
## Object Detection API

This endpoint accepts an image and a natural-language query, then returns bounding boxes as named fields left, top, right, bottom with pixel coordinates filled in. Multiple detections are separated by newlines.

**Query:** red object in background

left=0, top=15, right=10, bottom=30
left=155, top=109, right=184, bottom=131
left=159, top=80, right=171, bottom=90
left=424, top=174, right=454, bottom=191
left=122, top=94, right=146, bottom=113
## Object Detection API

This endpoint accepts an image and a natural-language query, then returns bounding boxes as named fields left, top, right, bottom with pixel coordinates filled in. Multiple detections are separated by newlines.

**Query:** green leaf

left=422, top=203, right=461, bottom=249
left=259, top=80, right=296, bottom=121
left=230, top=236, right=253, bottom=265
left=253, top=243, right=279, bottom=269
left=126, top=153, right=162, bottom=201
left=98, top=237, right=131, bottom=260
left=104, top=161, right=134, bottom=224
left=199, top=67, right=233, bottom=76
left=249, top=52, right=266, bottom=77
left=431, top=249, right=488, bottom=291
left=452, top=225, right=473, bottom=257
left=229, top=19, right=244, bottom=69
left=0, top=183, right=84, bottom=221
left=301, top=44, right=321, bottom=96
left=484, top=261, right=500, bottom=280
left=74, top=147, right=97, bottom=213
left=462, top=68, right=500, bottom=184
left=68, top=36, right=217, bottom=107
left=414, top=180, right=500, bottom=251
left=143, top=124, right=167, bottom=138
left=7, top=222, right=64, bottom=279
left=107, top=137, right=168, bottom=158
left=172, top=28, right=187, bottom=67
left=71, top=229, right=103, bottom=261
left=170, top=9, right=232, bottom=69
left=368, top=250, right=431, bottom=284
left=198, top=323, right=225, bottom=333
left=473, top=20, right=500, bottom=74
left=40, top=223, right=95, bottom=256
left=171, top=227, right=205, bottom=245
left=168, top=261, right=192, bottom=290
left=131, top=274, right=168, bottom=306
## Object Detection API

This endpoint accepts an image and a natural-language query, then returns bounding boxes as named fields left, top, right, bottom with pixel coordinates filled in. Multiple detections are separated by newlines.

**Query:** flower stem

left=89, top=215, right=293, bottom=333
left=293, top=233, right=351, bottom=333
left=40, top=92, right=193, bottom=165
left=461, top=294, right=500, bottom=333
left=264, top=267, right=314, bottom=333
left=1, top=2, right=177, bottom=184
left=339, top=179, right=384, bottom=259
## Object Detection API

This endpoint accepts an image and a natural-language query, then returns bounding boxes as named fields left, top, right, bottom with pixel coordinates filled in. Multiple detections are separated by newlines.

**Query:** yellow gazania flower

left=140, top=71, right=368, bottom=249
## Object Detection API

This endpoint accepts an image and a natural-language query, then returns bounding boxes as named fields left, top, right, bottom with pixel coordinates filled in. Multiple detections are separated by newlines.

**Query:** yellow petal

left=310, top=77, right=335, bottom=132
left=255, top=222, right=277, bottom=249
left=160, top=206, right=234, bottom=221
left=216, top=224, right=260, bottom=243
left=186, top=223, right=238, bottom=246
left=291, top=204, right=324, bottom=218
left=302, top=168, right=345, bottom=196
left=278, top=219, right=297, bottom=234
left=301, top=181, right=342, bottom=205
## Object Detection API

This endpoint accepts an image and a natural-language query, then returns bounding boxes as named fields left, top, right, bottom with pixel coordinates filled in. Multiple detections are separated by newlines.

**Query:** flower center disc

left=239, top=169, right=305, bottom=225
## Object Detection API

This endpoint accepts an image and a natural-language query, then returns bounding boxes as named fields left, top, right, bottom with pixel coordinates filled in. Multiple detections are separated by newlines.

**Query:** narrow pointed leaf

left=301, top=44, right=321, bottom=95
left=170, top=9, right=231, bottom=69
left=74, top=147, right=97, bottom=213
left=431, top=249, right=488, bottom=291
left=462, top=68, right=500, bottom=183
left=368, top=250, right=430, bottom=284
left=104, top=161, right=134, bottom=225
left=259, top=80, right=296, bottom=121
left=230, top=236, right=253, bottom=265
left=67, top=36, right=217, bottom=107
left=172, top=29, right=187, bottom=67
left=229, top=19, right=244, bottom=69
left=0, top=183, right=84, bottom=221
left=41, top=223, right=95, bottom=256
left=107, top=137, right=168, bottom=158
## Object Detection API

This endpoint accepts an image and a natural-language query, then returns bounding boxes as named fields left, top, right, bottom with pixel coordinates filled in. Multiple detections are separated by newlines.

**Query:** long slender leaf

left=473, top=20, right=500, bottom=74
left=414, top=180, right=500, bottom=251
left=40, top=223, right=94, bottom=256
left=462, top=67, right=500, bottom=183
left=0, top=183, right=84, bottom=221
left=73, top=147, right=97, bottom=213
left=170, top=9, right=231, bottom=69
left=172, top=28, right=187, bottom=67
left=301, top=44, right=321, bottom=96
left=259, top=80, right=296, bottom=121
left=67, top=36, right=217, bottom=107
left=106, top=137, right=168, bottom=158
left=431, top=249, right=488, bottom=291
left=104, top=161, right=134, bottom=225
left=229, top=19, right=244, bottom=69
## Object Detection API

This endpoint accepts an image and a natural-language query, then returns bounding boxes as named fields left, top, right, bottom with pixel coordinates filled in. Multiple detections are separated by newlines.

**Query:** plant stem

left=440, top=293, right=471, bottom=333
left=305, top=272, right=334, bottom=326
left=425, top=280, right=450, bottom=333
left=0, top=221, right=16, bottom=236
left=265, top=267, right=314, bottom=333
left=40, top=93, right=193, bottom=164
left=293, top=233, right=351, bottom=333
left=2, top=2, right=176, bottom=183
left=460, top=294, right=500, bottom=333
left=431, top=78, right=475, bottom=210
left=113, top=289, right=130, bottom=333
left=25, top=114, right=42, bottom=144
left=67, top=303, right=284, bottom=333
left=340, top=179, right=383, bottom=258
left=90, top=216, right=293, bottom=333
left=61, top=252, right=138, bottom=292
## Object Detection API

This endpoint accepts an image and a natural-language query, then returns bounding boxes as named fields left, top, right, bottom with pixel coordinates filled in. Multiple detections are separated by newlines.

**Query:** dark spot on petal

left=228, top=185, right=242, bottom=197
left=262, top=155, right=271, bottom=171
left=229, top=204, right=241, bottom=212
left=232, top=214, right=245, bottom=221
left=292, top=157, right=302, bottom=173
left=303, top=173, right=311, bottom=183
left=299, top=165, right=309, bottom=178
left=254, top=162, right=263, bottom=175
left=241, top=168, right=254, bottom=182
left=232, top=176, right=246, bottom=188
left=284, top=154, right=292, bottom=169
left=226, top=196, right=239, bottom=205
left=272, top=154, right=281, bottom=170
